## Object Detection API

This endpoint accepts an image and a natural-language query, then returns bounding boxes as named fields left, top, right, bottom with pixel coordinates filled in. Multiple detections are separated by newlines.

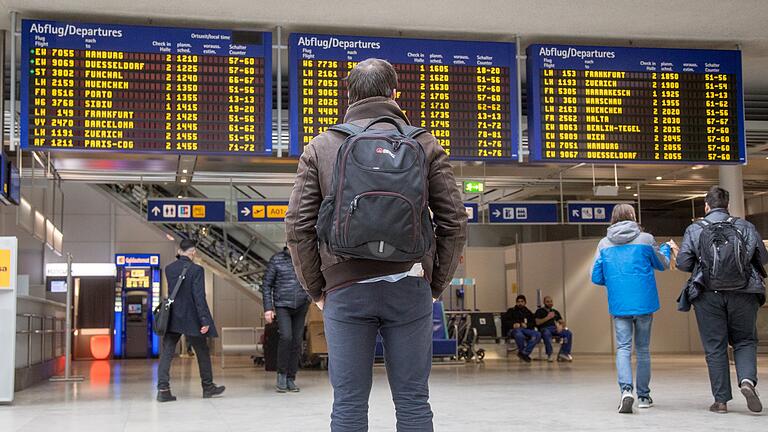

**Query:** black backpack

left=316, top=116, right=433, bottom=262
left=696, top=217, right=751, bottom=291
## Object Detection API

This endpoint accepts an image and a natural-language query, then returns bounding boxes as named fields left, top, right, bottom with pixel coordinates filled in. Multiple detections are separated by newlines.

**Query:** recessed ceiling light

left=633, top=193, right=638, bottom=197
left=625, top=185, right=632, bottom=190
left=182, top=169, right=188, bottom=174
left=656, top=176, right=663, bottom=180
left=180, top=178, right=187, bottom=183
left=177, top=195, right=183, bottom=199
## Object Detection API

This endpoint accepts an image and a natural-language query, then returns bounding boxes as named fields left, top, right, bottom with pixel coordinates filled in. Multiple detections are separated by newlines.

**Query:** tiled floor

left=1, top=354, right=765, bottom=431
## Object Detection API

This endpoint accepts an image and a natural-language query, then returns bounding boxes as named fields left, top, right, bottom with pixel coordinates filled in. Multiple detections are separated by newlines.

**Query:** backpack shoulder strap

left=328, top=123, right=365, bottom=137
left=726, top=216, right=738, bottom=224
left=168, top=264, right=191, bottom=303
left=696, top=219, right=710, bottom=228
left=402, top=125, right=427, bottom=139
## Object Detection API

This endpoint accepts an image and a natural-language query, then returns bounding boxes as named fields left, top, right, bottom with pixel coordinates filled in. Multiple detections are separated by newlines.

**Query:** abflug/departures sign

left=21, top=19, right=272, bottom=156
left=527, top=44, right=745, bottom=165
left=290, top=33, right=520, bottom=161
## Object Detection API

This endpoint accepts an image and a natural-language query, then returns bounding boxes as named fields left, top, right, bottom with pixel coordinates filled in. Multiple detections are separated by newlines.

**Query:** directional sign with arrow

left=147, top=199, right=226, bottom=223
left=237, top=201, right=289, bottom=222
left=567, top=202, right=629, bottom=224
left=488, top=202, right=558, bottom=224
left=464, top=203, right=479, bottom=224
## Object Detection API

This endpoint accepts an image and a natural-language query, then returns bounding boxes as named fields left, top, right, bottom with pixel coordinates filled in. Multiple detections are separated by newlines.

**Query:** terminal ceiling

left=6, top=0, right=768, bottom=201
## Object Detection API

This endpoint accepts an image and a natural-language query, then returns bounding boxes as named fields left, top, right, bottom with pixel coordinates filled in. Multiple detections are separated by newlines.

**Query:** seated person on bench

left=503, top=295, right=541, bottom=363
left=535, top=296, right=573, bottom=362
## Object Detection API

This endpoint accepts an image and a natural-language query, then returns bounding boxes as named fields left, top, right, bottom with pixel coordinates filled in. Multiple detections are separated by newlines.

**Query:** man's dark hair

left=179, top=239, right=197, bottom=252
left=516, top=294, right=527, bottom=302
left=346, top=58, right=398, bottom=104
left=705, top=186, right=730, bottom=210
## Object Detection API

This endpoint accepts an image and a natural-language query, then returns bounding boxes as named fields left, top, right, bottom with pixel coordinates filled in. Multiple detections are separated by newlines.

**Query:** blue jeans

left=323, top=277, right=434, bottom=432
left=541, top=326, right=573, bottom=356
left=614, top=314, right=653, bottom=397
left=511, top=328, right=541, bottom=355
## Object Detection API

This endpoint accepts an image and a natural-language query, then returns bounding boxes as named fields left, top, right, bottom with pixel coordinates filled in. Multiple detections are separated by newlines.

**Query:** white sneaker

left=558, top=353, right=573, bottom=362
left=638, top=396, right=653, bottom=409
left=619, top=390, right=634, bottom=414
left=547, top=354, right=555, bottom=362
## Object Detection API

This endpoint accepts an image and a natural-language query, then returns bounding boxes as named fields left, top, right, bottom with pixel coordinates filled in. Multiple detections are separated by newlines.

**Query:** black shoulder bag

left=153, top=264, right=190, bottom=336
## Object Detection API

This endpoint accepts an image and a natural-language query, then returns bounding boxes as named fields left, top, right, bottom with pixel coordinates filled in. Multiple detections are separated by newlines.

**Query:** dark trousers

left=511, top=328, right=541, bottom=356
left=275, top=302, right=309, bottom=379
left=324, top=277, right=434, bottom=432
left=157, top=332, right=213, bottom=391
left=693, top=290, right=760, bottom=403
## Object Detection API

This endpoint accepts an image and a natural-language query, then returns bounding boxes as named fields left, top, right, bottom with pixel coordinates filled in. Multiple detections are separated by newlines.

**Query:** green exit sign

left=463, top=181, right=485, bottom=194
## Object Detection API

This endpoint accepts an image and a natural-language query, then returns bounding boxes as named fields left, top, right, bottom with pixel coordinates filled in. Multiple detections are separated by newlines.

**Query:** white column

left=719, top=165, right=745, bottom=218
left=0, top=237, right=18, bottom=404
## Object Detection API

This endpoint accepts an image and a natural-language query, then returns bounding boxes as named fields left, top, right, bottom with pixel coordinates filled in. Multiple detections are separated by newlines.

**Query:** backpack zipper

left=343, top=191, right=418, bottom=249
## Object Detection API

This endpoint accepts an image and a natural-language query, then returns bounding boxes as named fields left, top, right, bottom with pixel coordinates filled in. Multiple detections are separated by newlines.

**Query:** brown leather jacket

left=285, top=97, right=467, bottom=301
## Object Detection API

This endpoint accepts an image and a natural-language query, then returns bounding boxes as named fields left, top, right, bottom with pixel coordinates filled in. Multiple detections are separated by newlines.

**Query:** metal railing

left=98, top=183, right=278, bottom=294
left=15, top=313, right=66, bottom=369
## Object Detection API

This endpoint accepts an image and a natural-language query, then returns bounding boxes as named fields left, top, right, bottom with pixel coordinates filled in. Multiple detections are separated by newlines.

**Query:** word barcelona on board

left=19, top=21, right=747, bottom=167
left=20, top=19, right=272, bottom=155
left=526, top=44, right=745, bottom=164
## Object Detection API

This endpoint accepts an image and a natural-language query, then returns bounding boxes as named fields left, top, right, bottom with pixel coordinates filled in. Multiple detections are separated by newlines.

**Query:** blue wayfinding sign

left=567, top=202, right=630, bottom=224
left=488, top=202, right=559, bottom=224
left=147, top=199, right=226, bottom=223
left=237, top=201, right=289, bottom=222
left=464, top=203, right=479, bottom=224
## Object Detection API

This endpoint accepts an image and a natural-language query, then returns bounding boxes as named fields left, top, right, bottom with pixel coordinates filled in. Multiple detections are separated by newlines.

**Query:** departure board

left=289, top=33, right=520, bottom=161
left=527, top=44, right=745, bottom=164
left=20, top=20, right=272, bottom=155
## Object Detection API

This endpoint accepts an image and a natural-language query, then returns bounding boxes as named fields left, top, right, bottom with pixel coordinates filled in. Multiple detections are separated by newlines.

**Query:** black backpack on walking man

left=316, top=116, right=433, bottom=262
left=696, top=217, right=751, bottom=291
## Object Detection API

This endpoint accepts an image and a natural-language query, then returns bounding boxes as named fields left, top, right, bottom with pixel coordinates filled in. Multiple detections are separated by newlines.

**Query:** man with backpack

left=285, top=58, right=467, bottom=431
left=672, top=186, right=768, bottom=414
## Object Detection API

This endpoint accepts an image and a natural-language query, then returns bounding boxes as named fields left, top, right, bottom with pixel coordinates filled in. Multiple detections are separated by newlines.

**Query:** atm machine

left=114, top=254, right=162, bottom=358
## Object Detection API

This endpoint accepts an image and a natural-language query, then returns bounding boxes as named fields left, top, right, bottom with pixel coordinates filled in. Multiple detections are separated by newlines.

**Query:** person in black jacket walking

left=261, top=247, right=310, bottom=392
left=672, top=186, right=768, bottom=414
left=157, top=239, right=225, bottom=402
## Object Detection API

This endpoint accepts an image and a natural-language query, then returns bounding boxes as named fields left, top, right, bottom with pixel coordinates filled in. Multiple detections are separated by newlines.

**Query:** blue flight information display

left=527, top=44, right=745, bottom=164
left=21, top=19, right=272, bottom=155
left=289, top=33, right=519, bottom=161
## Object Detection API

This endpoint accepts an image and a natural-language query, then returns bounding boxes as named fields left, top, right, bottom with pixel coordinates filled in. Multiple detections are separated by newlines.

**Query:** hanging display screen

left=289, top=33, right=520, bottom=161
left=21, top=19, right=272, bottom=155
left=527, top=44, right=745, bottom=164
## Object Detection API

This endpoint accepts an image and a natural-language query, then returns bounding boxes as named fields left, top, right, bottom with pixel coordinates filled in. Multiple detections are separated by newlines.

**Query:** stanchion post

left=50, top=253, right=84, bottom=382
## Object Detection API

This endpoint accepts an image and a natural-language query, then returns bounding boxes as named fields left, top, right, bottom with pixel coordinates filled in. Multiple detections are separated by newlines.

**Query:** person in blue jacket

left=591, top=204, right=671, bottom=414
